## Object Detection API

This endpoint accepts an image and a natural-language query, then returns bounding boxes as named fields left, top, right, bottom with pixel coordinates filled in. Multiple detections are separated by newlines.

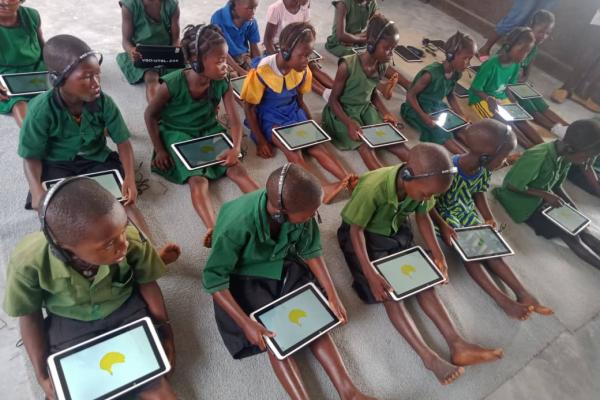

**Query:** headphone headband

left=278, top=163, right=292, bottom=211
left=367, top=20, right=395, bottom=54
left=282, top=28, right=313, bottom=61
left=50, top=50, right=103, bottom=87
left=401, top=165, right=458, bottom=181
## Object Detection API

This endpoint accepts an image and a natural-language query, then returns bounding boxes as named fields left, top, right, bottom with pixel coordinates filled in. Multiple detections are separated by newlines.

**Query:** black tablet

left=451, top=225, right=515, bottom=261
left=0, top=71, right=49, bottom=96
left=394, top=45, right=422, bottom=63
left=134, top=45, right=185, bottom=68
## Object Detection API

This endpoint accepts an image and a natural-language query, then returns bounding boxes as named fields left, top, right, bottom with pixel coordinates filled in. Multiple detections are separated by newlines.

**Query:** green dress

left=0, top=7, right=46, bottom=114
left=400, top=62, right=461, bottom=144
left=116, top=0, right=178, bottom=84
left=325, top=0, right=377, bottom=57
left=517, top=46, right=549, bottom=114
left=152, top=69, right=229, bottom=184
left=321, top=54, right=387, bottom=150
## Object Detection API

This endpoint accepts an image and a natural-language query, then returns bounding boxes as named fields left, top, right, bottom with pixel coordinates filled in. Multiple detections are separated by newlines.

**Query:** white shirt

left=266, top=0, right=311, bottom=45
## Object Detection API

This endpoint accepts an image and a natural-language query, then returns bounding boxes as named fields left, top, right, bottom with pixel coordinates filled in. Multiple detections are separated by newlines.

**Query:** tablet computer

left=371, top=246, right=445, bottom=301
left=453, top=83, right=469, bottom=98
left=47, top=317, right=170, bottom=400
left=497, top=103, right=533, bottom=122
left=451, top=225, right=515, bottom=261
left=0, top=71, right=49, bottom=96
left=508, top=83, right=543, bottom=100
left=250, top=283, right=341, bottom=360
left=134, top=45, right=185, bottom=69
left=171, top=132, right=237, bottom=171
left=42, top=170, right=124, bottom=202
left=542, top=204, right=591, bottom=236
left=430, top=109, right=469, bottom=132
left=359, top=122, right=407, bottom=148
left=229, top=75, right=246, bottom=100
left=309, top=49, right=323, bottom=62
left=352, top=46, right=367, bottom=55
left=272, top=120, right=331, bottom=151
left=394, top=45, right=422, bottom=62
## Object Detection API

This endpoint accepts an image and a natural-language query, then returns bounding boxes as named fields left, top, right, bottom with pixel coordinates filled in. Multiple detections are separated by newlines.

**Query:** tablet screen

left=44, top=170, right=123, bottom=201
left=453, top=226, right=514, bottom=261
left=454, top=83, right=469, bottom=98
left=229, top=76, right=246, bottom=98
left=497, top=103, right=532, bottom=121
left=272, top=120, right=330, bottom=150
left=508, top=84, right=542, bottom=99
left=135, top=45, right=184, bottom=68
left=171, top=133, right=233, bottom=170
left=394, top=46, right=421, bottom=62
left=544, top=205, right=590, bottom=235
left=2, top=72, right=49, bottom=95
left=431, top=110, right=468, bottom=131
left=309, top=50, right=322, bottom=62
left=360, top=123, right=407, bottom=147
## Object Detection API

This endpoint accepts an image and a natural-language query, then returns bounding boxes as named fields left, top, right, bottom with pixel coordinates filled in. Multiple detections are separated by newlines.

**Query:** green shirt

left=3, top=226, right=166, bottom=321
left=403, top=62, right=461, bottom=114
left=521, top=45, right=537, bottom=70
left=468, top=54, right=520, bottom=104
left=0, top=6, right=45, bottom=73
left=120, top=0, right=177, bottom=46
left=202, top=189, right=323, bottom=294
left=341, top=165, right=436, bottom=236
left=18, top=90, right=131, bottom=162
left=493, top=141, right=572, bottom=223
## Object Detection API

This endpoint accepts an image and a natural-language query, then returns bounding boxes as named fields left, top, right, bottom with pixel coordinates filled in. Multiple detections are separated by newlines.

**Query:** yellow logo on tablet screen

left=296, top=130, right=307, bottom=137
left=375, top=130, right=386, bottom=137
left=288, top=308, right=308, bottom=326
left=401, top=264, right=416, bottom=278
left=99, top=352, right=126, bottom=375
left=200, top=145, right=215, bottom=154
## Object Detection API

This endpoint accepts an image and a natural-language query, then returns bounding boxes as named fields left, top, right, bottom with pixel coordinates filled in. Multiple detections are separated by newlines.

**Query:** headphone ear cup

left=281, top=49, right=290, bottom=61
left=479, top=154, right=490, bottom=166
left=400, top=167, right=413, bottom=181
left=48, top=72, right=60, bottom=87
left=446, top=52, right=454, bottom=61
left=191, top=60, right=203, bottom=73
left=367, top=43, right=375, bottom=54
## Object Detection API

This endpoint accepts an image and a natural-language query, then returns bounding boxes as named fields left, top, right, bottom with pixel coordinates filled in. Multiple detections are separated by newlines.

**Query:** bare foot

left=424, top=356, right=464, bottom=385
left=499, top=298, right=534, bottom=321
left=159, top=243, right=181, bottom=265
left=518, top=295, right=554, bottom=316
left=323, top=181, right=347, bottom=204
left=451, top=342, right=503, bottom=366
left=346, top=390, right=378, bottom=400
left=380, top=73, right=399, bottom=100
left=203, top=228, right=214, bottom=248
left=346, top=174, right=360, bottom=192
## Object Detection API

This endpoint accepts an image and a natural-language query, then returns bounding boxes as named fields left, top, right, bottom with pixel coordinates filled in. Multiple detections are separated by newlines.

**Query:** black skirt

left=525, top=206, right=570, bottom=239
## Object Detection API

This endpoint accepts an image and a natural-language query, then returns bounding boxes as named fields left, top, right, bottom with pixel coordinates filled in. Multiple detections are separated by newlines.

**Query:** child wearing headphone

left=0, top=0, right=46, bottom=127
left=116, top=0, right=181, bottom=102
left=337, top=143, right=503, bottom=385
left=145, top=24, right=259, bottom=248
left=401, top=31, right=476, bottom=154
left=567, top=117, right=600, bottom=197
left=494, top=119, right=600, bottom=269
left=203, top=164, right=376, bottom=400
left=431, top=120, right=553, bottom=320
left=325, top=0, right=376, bottom=58
left=242, top=22, right=357, bottom=204
left=3, top=178, right=177, bottom=399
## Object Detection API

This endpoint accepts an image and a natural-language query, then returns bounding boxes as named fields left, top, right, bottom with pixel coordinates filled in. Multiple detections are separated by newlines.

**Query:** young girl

left=0, top=0, right=45, bottom=127
left=401, top=31, right=475, bottom=154
left=145, top=24, right=259, bottom=247
left=322, top=13, right=409, bottom=171
left=469, top=27, right=544, bottom=149
left=116, top=0, right=181, bottom=102
left=242, top=22, right=357, bottom=203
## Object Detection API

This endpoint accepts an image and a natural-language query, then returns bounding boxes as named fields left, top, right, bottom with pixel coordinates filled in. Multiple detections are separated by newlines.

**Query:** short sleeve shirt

left=210, top=4, right=260, bottom=57
left=468, top=55, right=520, bottom=104
left=266, top=0, right=310, bottom=45
left=409, top=62, right=461, bottom=113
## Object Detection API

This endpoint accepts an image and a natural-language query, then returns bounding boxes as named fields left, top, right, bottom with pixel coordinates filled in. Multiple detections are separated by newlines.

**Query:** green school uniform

left=493, top=141, right=571, bottom=223
left=517, top=46, right=549, bottom=114
left=341, top=165, right=436, bottom=236
left=116, top=0, right=178, bottom=84
left=468, top=55, right=520, bottom=104
left=152, top=69, right=229, bottom=184
left=321, top=54, right=387, bottom=150
left=18, top=90, right=130, bottom=162
left=202, top=189, right=322, bottom=294
left=0, top=6, right=46, bottom=114
left=325, top=0, right=377, bottom=57
left=3, top=226, right=165, bottom=321
left=400, top=62, right=461, bottom=144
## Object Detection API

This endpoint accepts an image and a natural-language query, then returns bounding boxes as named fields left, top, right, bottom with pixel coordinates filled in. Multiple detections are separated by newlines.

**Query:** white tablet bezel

left=542, top=204, right=591, bottom=236
left=497, top=103, right=533, bottom=122
left=352, top=46, right=367, bottom=55
left=171, top=132, right=238, bottom=171
left=229, top=75, right=247, bottom=100
left=358, top=122, right=408, bottom=148
left=272, top=120, right=332, bottom=151
left=393, top=46, right=422, bottom=63
left=451, top=225, right=515, bottom=262
left=47, top=317, right=171, bottom=400
left=250, top=282, right=342, bottom=360
left=429, top=109, right=469, bottom=132
left=0, top=71, right=49, bottom=96
left=507, top=83, right=543, bottom=100
left=42, top=170, right=125, bottom=202
left=308, top=49, right=323, bottom=62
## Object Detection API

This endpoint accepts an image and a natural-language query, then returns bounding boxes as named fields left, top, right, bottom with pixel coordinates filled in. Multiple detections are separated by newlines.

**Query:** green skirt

left=325, top=35, right=354, bottom=58
left=116, top=52, right=174, bottom=84
left=0, top=94, right=34, bottom=114
left=517, top=96, right=549, bottom=115
left=321, top=102, right=382, bottom=150
left=0, top=60, right=46, bottom=114
left=400, top=103, right=453, bottom=145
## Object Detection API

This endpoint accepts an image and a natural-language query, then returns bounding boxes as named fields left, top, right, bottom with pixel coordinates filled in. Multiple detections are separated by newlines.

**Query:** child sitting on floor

left=116, top=0, right=181, bottom=102
left=242, top=22, right=357, bottom=203
left=203, top=164, right=375, bottom=400
left=145, top=24, right=259, bottom=247
left=0, top=0, right=46, bottom=127
left=494, top=119, right=600, bottom=270
left=401, top=31, right=476, bottom=154
left=337, top=143, right=502, bottom=385
left=431, top=120, right=553, bottom=320
left=568, top=117, right=600, bottom=197
left=3, top=178, right=176, bottom=399
left=322, top=13, right=410, bottom=171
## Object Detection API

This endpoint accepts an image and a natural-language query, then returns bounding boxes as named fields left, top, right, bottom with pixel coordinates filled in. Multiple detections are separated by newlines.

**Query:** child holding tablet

left=145, top=24, right=259, bottom=247
left=494, top=119, right=600, bottom=269
left=242, top=22, right=357, bottom=203
left=322, top=14, right=410, bottom=170
left=0, top=0, right=46, bottom=127
left=116, top=0, right=181, bottom=102
left=431, top=120, right=553, bottom=320
left=401, top=31, right=475, bottom=154
left=325, top=0, right=375, bottom=57
left=3, top=178, right=176, bottom=400
left=203, top=164, right=375, bottom=400
left=338, top=143, right=502, bottom=385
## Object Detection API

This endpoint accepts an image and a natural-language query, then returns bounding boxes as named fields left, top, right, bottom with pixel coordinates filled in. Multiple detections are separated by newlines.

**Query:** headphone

left=367, top=20, right=394, bottom=54
left=48, top=50, right=103, bottom=87
left=445, top=31, right=471, bottom=62
left=281, top=28, right=313, bottom=62
left=271, top=163, right=292, bottom=224
left=400, top=165, right=458, bottom=181
left=190, top=24, right=212, bottom=74
left=479, top=125, right=512, bottom=166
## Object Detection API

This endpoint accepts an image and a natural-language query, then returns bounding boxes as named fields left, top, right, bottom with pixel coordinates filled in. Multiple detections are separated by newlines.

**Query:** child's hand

left=153, top=149, right=173, bottom=171
left=424, top=115, right=437, bottom=128
left=256, top=140, right=274, bottom=159
left=366, top=270, right=393, bottom=302
left=440, top=223, right=457, bottom=247
left=434, top=259, right=449, bottom=282
left=485, top=219, right=498, bottom=230
left=242, top=319, right=275, bottom=351
left=346, top=120, right=363, bottom=141
left=328, top=295, right=348, bottom=324
left=30, top=186, right=46, bottom=210
left=162, top=335, right=176, bottom=376
left=219, top=148, right=240, bottom=167
left=129, top=47, right=142, bottom=62
left=383, top=113, right=401, bottom=126
left=121, top=176, right=138, bottom=205
left=0, top=83, right=8, bottom=101
left=38, top=376, right=55, bottom=400
left=543, top=192, right=565, bottom=208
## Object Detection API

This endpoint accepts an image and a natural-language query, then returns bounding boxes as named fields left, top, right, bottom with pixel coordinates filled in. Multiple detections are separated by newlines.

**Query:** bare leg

left=309, top=62, right=334, bottom=88
left=124, top=204, right=155, bottom=243
left=188, top=176, right=216, bottom=248
left=138, top=377, right=177, bottom=400
left=580, top=229, right=600, bottom=255
left=514, top=121, right=544, bottom=147
left=144, top=70, right=161, bottom=103
left=443, top=138, right=467, bottom=154
left=267, top=351, right=310, bottom=400
left=307, top=144, right=353, bottom=181
left=358, top=144, right=385, bottom=170
left=562, top=233, right=600, bottom=269
left=11, top=101, right=28, bottom=127
left=510, top=123, right=535, bottom=149
left=226, top=164, right=260, bottom=193
left=312, top=78, right=326, bottom=97
left=542, top=109, right=569, bottom=126
left=531, top=111, right=557, bottom=131
left=387, top=143, right=410, bottom=163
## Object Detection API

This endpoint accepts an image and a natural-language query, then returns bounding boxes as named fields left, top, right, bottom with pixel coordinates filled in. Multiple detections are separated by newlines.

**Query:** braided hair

left=366, top=13, right=400, bottom=46
left=279, top=22, right=316, bottom=54
left=499, top=26, right=535, bottom=54
left=181, top=24, right=226, bottom=66
left=443, top=31, right=475, bottom=59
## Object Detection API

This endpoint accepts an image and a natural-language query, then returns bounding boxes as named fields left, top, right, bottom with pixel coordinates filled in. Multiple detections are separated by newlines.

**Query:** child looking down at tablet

left=494, top=119, right=600, bottom=270
left=337, top=144, right=503, bottom=385
left=202, top=164, right=375, bottom=400
left=116, top=0, right=181, bottom=102
left=3, top=178, right=176, bottom=400
left=145, top=24, right=259, bottom=247
left=242, top=22, right=357, bottom=203
left=322, top=13, right=410, bottom=171
left=401, top=31, right=475, bottom=154
left=430, top=120, right=553, bottom=320
left=0, top=0, right=46, bottom=127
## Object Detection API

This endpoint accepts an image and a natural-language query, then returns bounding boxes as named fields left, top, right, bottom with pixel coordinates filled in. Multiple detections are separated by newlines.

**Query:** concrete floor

left=1, top=1, right=599, bottom=399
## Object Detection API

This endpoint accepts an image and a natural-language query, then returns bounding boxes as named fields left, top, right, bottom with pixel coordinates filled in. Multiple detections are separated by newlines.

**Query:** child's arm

left=220, top=88, right=243, bottom=166
left=19, top=311, right=55, bottom=399
left=385, top=66, right=411, bottom=90
left=23, top=159, right=45, bottom=210
left=416, top=211, right=449, bottom=280
left=333, top=2, right=367, bottom=45
left=371, top=88, right=399, bottom=125
left=305, top=257, right=347, bottom=323
left=473, top=192, right=497, bottom=227
left=250, top=42, right=261, bottom=59
left=120, top=4, right=142, bottom=62
left=553, top=185, right=576, bottom=208
left=297, top=92, right=313, bottom=120
left=243, top=101, right=274, bottom=159
left=406, top=72, right=436, bottom=128
left=36, top=20, right=45, bottom=48
left=263, top=23, right=278, bottom=54
left=520, top=65, right=531, bottom=83
left=428, top=208, right=457, bottom=247
left=116, top=140, right=138, bottom=205
left=507, top=184, right=564, bottom=208
left=447, top=92, right=467, bottom=119
left=227, top=54, right=249, bottom=76
left=170, top=6, right=181, bottom=47
left=582, top=165, right=600, bottom=197
left=144, top=82, right=173, bottom=170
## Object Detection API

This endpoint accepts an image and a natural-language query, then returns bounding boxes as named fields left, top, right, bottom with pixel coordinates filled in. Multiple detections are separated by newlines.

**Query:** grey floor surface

left=0, top=1, right=599, bottom=399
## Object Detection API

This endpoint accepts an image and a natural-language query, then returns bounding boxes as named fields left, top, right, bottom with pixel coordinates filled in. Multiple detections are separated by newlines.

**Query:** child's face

left=283, top=0, right=300, bottom=8
left=373, top=37, right=398, bottom=64
left=533, top=22, right=554, bottom=45
left=287, top=40, right=314, bottom=72
left=450, top=43, right=476, bottom=72
left=405, top=178, right=451, bottom=202
left=508, top=38, right=535, bottom=63
left=62, top=57, right=102, bottom=102
left=200, top=43, right=229, bottom=80
left=286, top=204, right=321, bottom=225
left=0, top=0, right=21, bottom=17
left=234, top=0, right=258, bottom=21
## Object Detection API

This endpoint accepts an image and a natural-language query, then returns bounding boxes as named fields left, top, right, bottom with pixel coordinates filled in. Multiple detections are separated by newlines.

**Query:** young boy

left=568, top=117, right=600, bottom=197
left=202, top=164, right=375, bottom=400
left=3, top=178, right=176, bottom=399
left=337, top=143, right=502, bottom=385
left=494, top=118, right=600, bottom=269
